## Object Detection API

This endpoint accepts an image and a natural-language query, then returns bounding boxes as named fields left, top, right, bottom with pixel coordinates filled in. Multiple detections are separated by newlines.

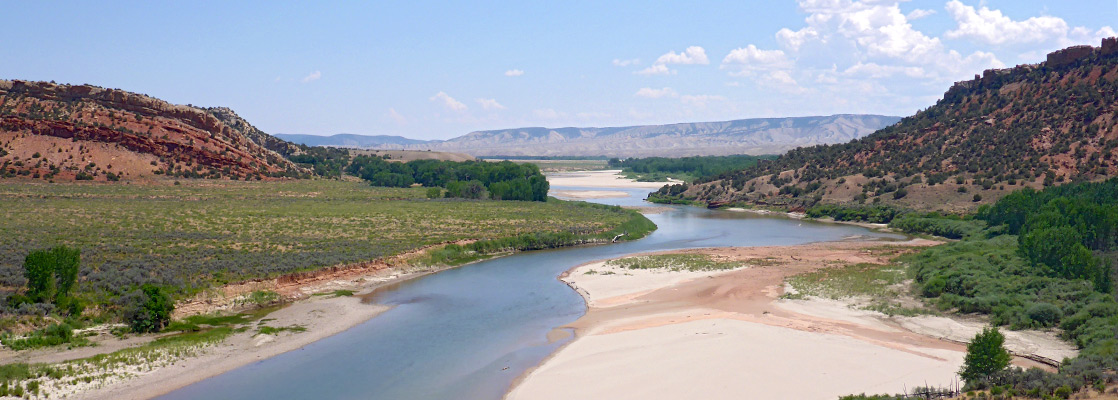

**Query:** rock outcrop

left=0, top=80, right=304, bottom=181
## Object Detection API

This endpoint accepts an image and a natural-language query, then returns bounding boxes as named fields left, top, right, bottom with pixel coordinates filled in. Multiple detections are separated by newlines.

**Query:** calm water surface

left=161, top=185, right=901, bottom=400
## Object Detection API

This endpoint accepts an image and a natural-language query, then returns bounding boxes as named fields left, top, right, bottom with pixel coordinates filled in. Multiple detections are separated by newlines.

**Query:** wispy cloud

left=634, top=87, right=678, bottom=99
left=634, top=64, right=675, bottom=76
left=387, top=108, right=407, bottom=125
left=429, top=92, right=467, bottom=112
left=301, top=70, right=322, bottom=83
left=655, top=46, right=709, bottom=65
left=612, top=58, right=640, bottom=67
left=476, top=98, right=506, bottom=110
left=504, top=69, right=525, bottom=77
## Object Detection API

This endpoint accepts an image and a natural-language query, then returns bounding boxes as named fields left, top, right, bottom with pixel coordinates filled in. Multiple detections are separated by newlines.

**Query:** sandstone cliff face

left=0, top=80, right=303, bottom=181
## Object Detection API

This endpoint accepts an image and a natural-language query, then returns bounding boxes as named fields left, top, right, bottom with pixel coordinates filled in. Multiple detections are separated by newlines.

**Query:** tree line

left=345, top=156, right=549, bottom=201
left=608, top=154, right=771, bottom=182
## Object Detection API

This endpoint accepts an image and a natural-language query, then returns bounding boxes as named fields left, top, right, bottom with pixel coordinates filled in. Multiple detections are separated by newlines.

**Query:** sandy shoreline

left=507, top=241, right=1077, bottom=400
left=86, top=295, right=391, bottom=399
left=546, top=169, right=673, bottom=189
left=6, top=249, right=508, bottom=399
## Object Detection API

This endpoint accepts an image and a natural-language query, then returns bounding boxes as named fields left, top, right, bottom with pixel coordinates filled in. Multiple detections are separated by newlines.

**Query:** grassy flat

left=0, top=179, right=647, bottom=300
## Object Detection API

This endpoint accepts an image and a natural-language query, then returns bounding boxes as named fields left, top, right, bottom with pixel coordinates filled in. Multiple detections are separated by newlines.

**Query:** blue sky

left=2, top=1, right=1115, bottom=140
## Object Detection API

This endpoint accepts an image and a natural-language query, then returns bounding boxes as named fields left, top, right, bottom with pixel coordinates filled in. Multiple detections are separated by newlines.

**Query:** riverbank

left=724, top=206, right=895, bottom=231
left=0, top=186, right=657, bottom=399
left=507, top=241, right=1077, bottom=400
left=545, top=169, right=670, bottom=189
left=81, top=294, right=391, bottom=399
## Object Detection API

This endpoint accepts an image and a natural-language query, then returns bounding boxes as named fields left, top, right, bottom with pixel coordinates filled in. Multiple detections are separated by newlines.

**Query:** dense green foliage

left=7, top=246, right=84, bottom=316
left=903, top=178, right=1118, bottom=395
left=22, top=246, right=80, bottom=304
left=287, top=146, right=351, bottom=178
left=960, top=327, right=1012, bottom=383
left=979, top=179, right=1118, bottom=292
left=0, top=323, right=88, bottom=351
left=346, top=156, right=549, bottom=201
left=123, top=285, right=174, bottom=333
left=805, top=204, right=906, bottom=224
left=609, top=154, right=771, bottom=182
left=888, top=215, right=984, bottom=239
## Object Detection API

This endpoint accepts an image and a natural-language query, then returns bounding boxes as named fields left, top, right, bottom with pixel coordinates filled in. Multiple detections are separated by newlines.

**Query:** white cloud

left=723, top=45, right=791, bottom=67
left=476, top=98, right=506, bottom=110
left=943, top=1, right=1115, bottom=50
left=387, top=108, right=407, bottom=125
left=721, top=45, right=793, bottom=77
left=532, top=108, right=565, bottom=119
left=944, top=1, right=1067, bottom=45
left=301, top=70, right=322, bottom=83
left=776, top=27, right=820, bottom=52
left=843, top=62, right=929, bottom=79
left=655, top=46, right=710, bottom=65
left=429, top=92, right=467, bottom=112
left=634, top=87, right=678, bottom=99
left=634, top=64, right=675, bottom=76
left=765, top=70, right=799, bottom=86
left=504, top=69, right=525, bottom=77
left=612, top=58, right=640, bottom=67
left=680, top=94, right=726, bottom=107
left=906, top=9, right=935, bottom=20
left=774, top=0, right=1004, bottom=79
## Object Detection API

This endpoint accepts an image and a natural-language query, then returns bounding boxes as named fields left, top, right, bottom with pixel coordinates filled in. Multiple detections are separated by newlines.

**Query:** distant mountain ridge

left=282, top=114, right=900, bottom=158
left=275, top=133, right=428, bottom=148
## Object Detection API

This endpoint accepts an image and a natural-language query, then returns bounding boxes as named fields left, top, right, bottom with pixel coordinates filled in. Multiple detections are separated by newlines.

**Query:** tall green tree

left=22, top=246, right=81, bottom=304
left=960, top=326, right=1012, bottom=383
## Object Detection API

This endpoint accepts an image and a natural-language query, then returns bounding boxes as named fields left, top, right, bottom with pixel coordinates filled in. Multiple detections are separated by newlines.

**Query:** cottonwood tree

left=960, top=326, right=1012, bottom=384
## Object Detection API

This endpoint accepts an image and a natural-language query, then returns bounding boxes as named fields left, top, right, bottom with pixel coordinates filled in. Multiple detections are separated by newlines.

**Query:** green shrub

left=922, top=276, right=946, bottom=297
left=889, top=216, right=983, bottom=239
left=1025, top=303, right=1062, bottom=327
left=124, top=285, right=174, bottom=333
left=0, top=323, right=88, bottom=350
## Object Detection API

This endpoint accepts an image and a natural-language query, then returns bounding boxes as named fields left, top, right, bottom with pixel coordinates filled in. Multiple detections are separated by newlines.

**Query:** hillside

left=0, top=80, right=305, bottom=181
left=276, top=133, right=428, bottom=148
left=670, top=39, right=1118, bottom=213
left=294, top=114, right=899, bottom=157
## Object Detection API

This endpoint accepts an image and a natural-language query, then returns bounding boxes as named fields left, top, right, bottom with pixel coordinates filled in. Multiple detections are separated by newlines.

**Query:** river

left=160, top=185, right=901, bottom=400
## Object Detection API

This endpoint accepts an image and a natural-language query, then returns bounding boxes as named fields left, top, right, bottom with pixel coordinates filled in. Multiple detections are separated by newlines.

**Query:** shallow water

left=160, top=185, right=902, bottom=400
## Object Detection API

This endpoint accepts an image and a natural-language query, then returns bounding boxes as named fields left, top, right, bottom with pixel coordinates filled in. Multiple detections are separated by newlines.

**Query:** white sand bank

left=508, top=318, right=965, bottom=400
left=509, top=242, right=1075, bottom=400
left=546, top=170, right=672, bottom=188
